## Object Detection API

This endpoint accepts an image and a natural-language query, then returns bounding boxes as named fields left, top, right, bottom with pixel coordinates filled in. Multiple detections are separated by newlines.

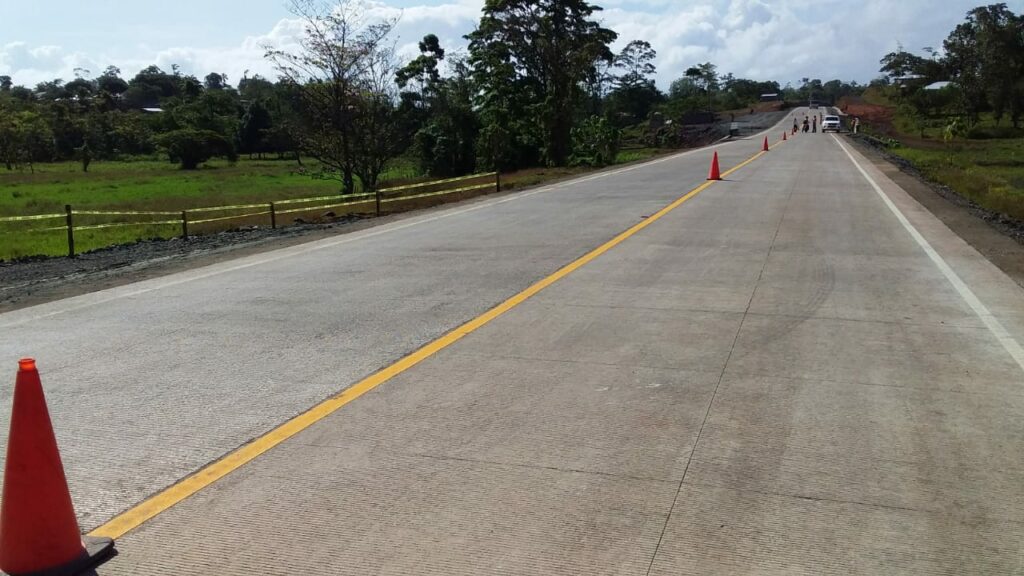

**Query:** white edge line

left=833, top=135, right=1024, bottom=373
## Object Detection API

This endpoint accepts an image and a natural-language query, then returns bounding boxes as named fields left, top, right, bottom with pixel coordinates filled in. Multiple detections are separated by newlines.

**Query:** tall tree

left=685, top=62, right=718, bottom=110
left=396, top=34, right=445, bottom=101
left=606, top=39, right=662, bottom=123
left=97, top=66, right=129, bottom=102
left=238, top=99, right=273, bottom=157
left=395, top=33, right=446, bottom=145
left=123, top=65, right=181, bottom=108
left=879, top=46, right=928, bottom=83
left=944, top=12, right=993, bottom=126
left=467, top=0, right=617, bottom=167
left=238, top=74, right=276, bottom=102
left=398, top=39, right=479, bottom=176
left=266, top=0, right=401, bottom=193
left=350, top=43, right=404, bottom=194
left=613, top=40, right=657, bottom=90
left=204, top=72, right=229, bottom=91
left=969, top=4, right=1024, bottom=127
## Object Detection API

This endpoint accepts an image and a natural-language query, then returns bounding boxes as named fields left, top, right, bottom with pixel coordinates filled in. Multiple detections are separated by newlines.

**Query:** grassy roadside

left=845, top=93, right=1024, bottom=223
left=0, top=157, right=422, bottom=260
left=889, top=140, right=1024, bottom=221
left=0, top=157, right=419, bottom=215
left=0, top=148, right=674, bottom=261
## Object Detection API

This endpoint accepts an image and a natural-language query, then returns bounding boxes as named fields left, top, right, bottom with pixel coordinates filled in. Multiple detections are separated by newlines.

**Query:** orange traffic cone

left=0, top=359, right=113, bottom=576
left=762, top=136, right=770, bottom=151
left=707, top=152, right=721, bottom=181
left=783, top=132, right=788, bottom=141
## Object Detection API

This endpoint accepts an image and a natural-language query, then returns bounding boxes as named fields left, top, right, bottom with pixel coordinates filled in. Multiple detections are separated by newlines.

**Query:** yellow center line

left=88, top=147, right=769, bottom=541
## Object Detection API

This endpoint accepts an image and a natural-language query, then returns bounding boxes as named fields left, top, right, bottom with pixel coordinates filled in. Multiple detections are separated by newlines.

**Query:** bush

left=415, top=120, right=476, bottom=177
left=156, top=129, right=237, bottom=169
left=570, top=116, right=620, bottom=167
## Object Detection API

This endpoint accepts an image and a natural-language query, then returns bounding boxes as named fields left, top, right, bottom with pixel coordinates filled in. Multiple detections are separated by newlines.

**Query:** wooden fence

left=0, top=172, right=499, bottom=257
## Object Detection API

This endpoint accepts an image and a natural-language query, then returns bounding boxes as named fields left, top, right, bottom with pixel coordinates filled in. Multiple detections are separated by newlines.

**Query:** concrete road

left=5, top=111, right=1024, bottom=574
left=0, top=128, right=774, bottom=528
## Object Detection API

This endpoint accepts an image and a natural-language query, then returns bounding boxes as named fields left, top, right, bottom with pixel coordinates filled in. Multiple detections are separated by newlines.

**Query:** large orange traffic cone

left=707, top=152, right=721, bottom=181
left=762, top=136, right=770, bottom=152
left=0, top=359, right=113, bottom=576
left=783, top=132, right=787, bottom=141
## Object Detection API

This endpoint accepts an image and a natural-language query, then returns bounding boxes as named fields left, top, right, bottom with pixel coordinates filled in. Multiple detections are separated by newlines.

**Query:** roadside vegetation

left=1, top=0, right=866, bottom=260
left=0, top=150, right=676, bottom=260
left=846, top=3, right=1024, bottom=222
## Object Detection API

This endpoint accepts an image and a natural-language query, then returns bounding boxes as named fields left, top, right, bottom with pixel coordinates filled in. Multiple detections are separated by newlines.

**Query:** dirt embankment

left=838, top=98, right=894, bottom=131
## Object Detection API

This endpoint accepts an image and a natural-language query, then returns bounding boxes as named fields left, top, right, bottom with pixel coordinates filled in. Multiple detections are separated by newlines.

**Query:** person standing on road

left=793, top=118, right=799, bottom=134
left=802, top=117, right=810, bottom=133
left=812, top=116, right=817, bottom=133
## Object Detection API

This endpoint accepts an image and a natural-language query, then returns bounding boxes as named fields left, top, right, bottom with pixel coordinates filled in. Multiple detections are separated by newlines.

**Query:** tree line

left=877, top=3, right=1024, bottom=133
left=1, top=0, right=863, bottom=192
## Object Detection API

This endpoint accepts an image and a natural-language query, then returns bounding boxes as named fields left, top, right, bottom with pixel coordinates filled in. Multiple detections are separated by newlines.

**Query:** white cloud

left=0, top=42, right=104, bottom=85
left=0, top=0, right=1009, bottom=88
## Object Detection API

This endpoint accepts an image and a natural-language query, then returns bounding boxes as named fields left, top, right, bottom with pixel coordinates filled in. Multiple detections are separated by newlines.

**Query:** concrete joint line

left=645, top=159, right=796, bottom=576
left=87, top=148, right=771, bottom=541
left=833, top=135, right=1024, bottom=374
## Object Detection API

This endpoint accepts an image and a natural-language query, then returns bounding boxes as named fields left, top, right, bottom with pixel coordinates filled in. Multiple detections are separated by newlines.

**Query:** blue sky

left=2, top=0, right=1021, bottom=89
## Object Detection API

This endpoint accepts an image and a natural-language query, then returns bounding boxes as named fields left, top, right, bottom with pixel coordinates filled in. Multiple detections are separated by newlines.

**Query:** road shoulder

left=847, top=135, right=1024, bottom=290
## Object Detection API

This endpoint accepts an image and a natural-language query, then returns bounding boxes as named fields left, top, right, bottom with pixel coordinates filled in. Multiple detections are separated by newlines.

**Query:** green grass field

left=854, top=91, right=1024, bottom=223
left=891, top=139, right=1024, bottom=221
left=0, top=157, right=423, bottom=215
left=1, top=148, right=674, bottom=261
left=0, top=157, right=423, bottom=260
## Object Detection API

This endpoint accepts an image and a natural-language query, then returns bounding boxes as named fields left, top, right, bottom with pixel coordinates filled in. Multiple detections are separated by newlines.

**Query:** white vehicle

left=822, top=115, right=841, bottom=132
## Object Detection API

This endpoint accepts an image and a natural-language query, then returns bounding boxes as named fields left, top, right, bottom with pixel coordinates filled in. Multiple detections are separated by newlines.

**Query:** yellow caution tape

left=0, top=213, right=64, bottom=222
left=0, top=225, right=67, bottom=233
left=377, top=172, right=496, bottom=194
left=73, top=209, right=181, bottom=216
left=275, top=198, right=374, bottom=216
left=274, top=192, right=374, bottom=206
left=189, top=211, right=272, bottom=225
left=382, top=182, right=495, bottom=203
left=74, top=220, right=182, bottom=231
left=188, top=203, right=270, bottom=213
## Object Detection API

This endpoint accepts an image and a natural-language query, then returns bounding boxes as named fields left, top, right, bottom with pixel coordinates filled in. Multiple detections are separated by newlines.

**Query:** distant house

left=923, top=81, right=953, bottom=91
left=759, top=93, right=780, bottom=102
left=141, top=107, right=164, bottom=113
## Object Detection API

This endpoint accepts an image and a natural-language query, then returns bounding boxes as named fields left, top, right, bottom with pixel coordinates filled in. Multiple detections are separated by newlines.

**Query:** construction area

left=1, top=111, right=1023, bottom=575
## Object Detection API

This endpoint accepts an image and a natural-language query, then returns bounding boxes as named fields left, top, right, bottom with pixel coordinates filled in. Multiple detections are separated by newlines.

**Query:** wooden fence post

left=495, top=172, right=501, bottom=192
left=375, top=189, right=381, bottom=217
left=65, top=205, right=75, bottom=258
left=181, top=211, right=189, bottom=239
left=270, top=202, right=277, bottom=229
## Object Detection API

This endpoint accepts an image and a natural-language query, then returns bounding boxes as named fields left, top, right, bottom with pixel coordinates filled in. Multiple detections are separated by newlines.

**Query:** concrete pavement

left=0, top=129, right=772, bottom=530
left=5, top=114, right=1024, bottom=574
